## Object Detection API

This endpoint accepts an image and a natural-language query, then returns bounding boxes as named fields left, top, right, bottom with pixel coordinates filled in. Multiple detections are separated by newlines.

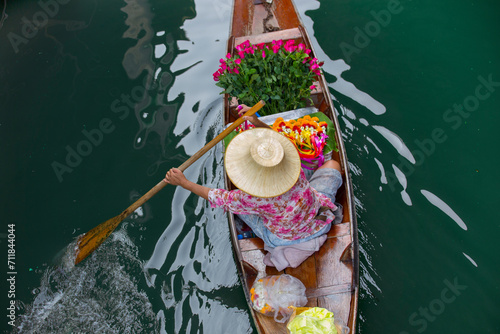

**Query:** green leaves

left=249, top=73, right=260, bottom=84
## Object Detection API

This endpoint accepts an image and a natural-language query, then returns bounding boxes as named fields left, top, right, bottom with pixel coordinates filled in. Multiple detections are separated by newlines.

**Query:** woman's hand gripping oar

left=74, top=100, right=266, bottom=265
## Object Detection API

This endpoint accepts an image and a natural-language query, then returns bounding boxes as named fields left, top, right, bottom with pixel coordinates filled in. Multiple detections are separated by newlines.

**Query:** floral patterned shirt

left=208, top=170, right=336, bottom=240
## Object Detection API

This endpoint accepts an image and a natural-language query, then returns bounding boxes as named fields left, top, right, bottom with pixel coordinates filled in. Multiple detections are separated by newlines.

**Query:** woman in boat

left=164, top=106, right=343, bottom=266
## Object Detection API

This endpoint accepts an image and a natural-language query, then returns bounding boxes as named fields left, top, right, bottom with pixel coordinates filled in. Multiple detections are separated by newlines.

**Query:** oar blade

left=74, top=215, right=123, bottom=265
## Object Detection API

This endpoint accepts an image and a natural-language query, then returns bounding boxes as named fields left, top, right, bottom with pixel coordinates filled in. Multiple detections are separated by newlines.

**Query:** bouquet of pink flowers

left=213, top=39, right=323, bottom=116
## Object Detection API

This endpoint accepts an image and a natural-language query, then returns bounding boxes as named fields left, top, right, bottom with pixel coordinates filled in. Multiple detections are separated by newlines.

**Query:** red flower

left=238, top=40, right=250, bottom=49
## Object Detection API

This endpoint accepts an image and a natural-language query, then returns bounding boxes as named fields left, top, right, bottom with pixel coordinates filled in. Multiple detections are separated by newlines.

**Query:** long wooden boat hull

left=223, top=1, right=359, bottom=333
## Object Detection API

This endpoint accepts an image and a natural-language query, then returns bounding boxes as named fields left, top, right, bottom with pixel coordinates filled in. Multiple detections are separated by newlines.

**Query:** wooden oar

left=74, top=100, right=266, bottom=265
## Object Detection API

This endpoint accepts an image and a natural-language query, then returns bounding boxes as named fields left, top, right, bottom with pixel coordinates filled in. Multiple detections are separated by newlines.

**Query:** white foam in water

left=15, top=228, right=157, bottom=333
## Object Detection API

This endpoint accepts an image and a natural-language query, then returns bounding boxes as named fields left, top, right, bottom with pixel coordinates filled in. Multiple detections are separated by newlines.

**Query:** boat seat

left=234, top=27, right=302, bottom=47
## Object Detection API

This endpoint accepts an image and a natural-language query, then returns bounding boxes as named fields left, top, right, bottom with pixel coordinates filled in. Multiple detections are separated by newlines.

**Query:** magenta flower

left=235, top=58, right=241, bottom=65
left=226, top=53, right=231, bottom=59
left=237, top=40, right=250, bottom=50
left=284, top=39, right=296, bottom=52
left=213, top=69, right=223, bottom=81
left=310, top=85, right=316, bottom=90
left=262, top=50, right=266, bottom=58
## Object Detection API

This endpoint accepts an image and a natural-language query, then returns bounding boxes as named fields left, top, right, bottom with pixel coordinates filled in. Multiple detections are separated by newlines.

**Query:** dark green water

left=1, top=0, right=499, bottom=333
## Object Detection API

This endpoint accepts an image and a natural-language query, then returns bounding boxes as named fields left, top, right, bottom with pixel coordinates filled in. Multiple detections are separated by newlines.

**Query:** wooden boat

left=223, top=0, right=359, bottom=332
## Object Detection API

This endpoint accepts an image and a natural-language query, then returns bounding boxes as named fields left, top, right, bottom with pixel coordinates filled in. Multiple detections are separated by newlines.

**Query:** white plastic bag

left=250, top=274, right=308, bottom=323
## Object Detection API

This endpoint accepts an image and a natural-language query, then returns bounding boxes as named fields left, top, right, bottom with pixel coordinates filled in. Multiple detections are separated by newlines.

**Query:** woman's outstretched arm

left=164, top=168, right=211, bottom=200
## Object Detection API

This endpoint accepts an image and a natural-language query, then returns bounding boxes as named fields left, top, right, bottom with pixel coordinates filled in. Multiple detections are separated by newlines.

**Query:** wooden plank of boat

left=223, top=0, right=359, bottom=333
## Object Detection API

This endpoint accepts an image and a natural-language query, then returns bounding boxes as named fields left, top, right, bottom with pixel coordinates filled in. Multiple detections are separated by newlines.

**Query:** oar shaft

left=178, top=100, right=265, bottom=171
left=121, top=100, right=265, bottom=218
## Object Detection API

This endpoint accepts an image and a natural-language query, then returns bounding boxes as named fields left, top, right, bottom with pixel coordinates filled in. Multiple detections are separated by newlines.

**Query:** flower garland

left=272, top=115, right=329, bottom=169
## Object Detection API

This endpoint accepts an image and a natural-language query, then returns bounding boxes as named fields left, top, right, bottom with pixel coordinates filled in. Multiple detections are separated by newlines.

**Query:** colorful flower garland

left=272, top=115, right=329, bottom=169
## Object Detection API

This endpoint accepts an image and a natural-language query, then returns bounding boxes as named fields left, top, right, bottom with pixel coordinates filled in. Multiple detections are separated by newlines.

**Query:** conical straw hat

left=225, top=128, right=301, bottom=198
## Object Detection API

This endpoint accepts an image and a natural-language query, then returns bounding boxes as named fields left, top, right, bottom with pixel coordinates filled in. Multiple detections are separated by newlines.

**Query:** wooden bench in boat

left=235, top=27, right=303, bottom=46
